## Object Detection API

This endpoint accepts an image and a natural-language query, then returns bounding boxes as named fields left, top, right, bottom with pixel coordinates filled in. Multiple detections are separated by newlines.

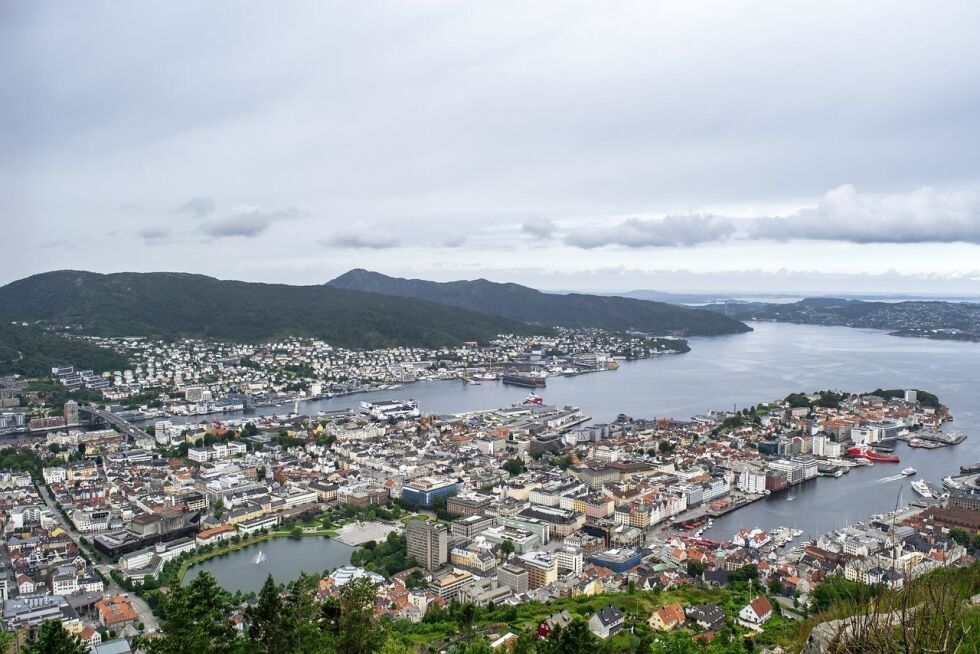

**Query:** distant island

left=703, top=297, right=980, bottom=342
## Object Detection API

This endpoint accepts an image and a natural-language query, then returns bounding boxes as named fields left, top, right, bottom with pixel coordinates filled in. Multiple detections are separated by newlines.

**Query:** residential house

left=738, top=596, right=773, bottom=626
left=588, top=605, right=625, bottom=640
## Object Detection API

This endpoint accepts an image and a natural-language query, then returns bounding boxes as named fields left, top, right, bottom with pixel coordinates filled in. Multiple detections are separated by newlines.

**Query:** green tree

left=145, top=571, right=238, bottom=654
left=502, top=458, right=526, bottom=476
left=405, top=569, right=428, bottom=590
left=512, top=632, right=539, bottom=654
left=458, top=602, right=477, bottom=634
left=500, top=538, right=516, bottom=557
left=23, top=620, right=87, bottom=654
left=335, top=576, right=386, bottom=654
left=542, top=618, right=596, bottom=654
left=245, top=574, right=287, bottom=653
left=948, top=528, right=972, bottom=548
left=686, top=560, right=705, bottom=578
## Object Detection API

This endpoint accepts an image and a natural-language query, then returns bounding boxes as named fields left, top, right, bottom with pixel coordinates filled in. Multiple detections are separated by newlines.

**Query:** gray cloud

left=522, top=218, right=557, bottom=239
left=751, top=185, right=980, bottom=244
left=175, top=196, right=216, bottom=218
left=198, top=207, right=299, bottom=239
left=5, top=4, right=980, bottom=291
left=567, top=214, right=736, bottom=248
left=138, top=226, right=172, bottom=243
left=442, top=234, right=467, bottom=248
left=322, top=221, right=399, bottom=249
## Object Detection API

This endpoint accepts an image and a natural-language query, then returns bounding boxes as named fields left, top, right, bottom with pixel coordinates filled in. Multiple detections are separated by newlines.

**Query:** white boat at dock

left=911, top=479, right=932, bottom=498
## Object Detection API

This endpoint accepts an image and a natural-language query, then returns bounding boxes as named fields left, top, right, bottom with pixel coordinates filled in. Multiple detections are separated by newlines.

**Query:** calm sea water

left=185, top=322, right=980, bottom=548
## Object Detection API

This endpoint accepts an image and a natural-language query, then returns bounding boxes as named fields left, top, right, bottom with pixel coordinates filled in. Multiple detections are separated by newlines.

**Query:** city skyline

left=4, top=2, right=980, bottom=293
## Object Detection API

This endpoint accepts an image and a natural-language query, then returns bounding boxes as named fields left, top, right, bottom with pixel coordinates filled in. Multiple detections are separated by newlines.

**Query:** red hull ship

left=846, top=445, right=900, bottom=463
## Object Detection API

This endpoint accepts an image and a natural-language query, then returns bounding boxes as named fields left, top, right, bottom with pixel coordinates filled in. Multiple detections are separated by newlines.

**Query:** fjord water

left=192, top=322, right=980, bottom=543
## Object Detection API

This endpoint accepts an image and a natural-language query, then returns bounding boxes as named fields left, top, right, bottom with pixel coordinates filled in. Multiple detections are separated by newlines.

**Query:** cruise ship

left=911, top=479, right=932, bottom=498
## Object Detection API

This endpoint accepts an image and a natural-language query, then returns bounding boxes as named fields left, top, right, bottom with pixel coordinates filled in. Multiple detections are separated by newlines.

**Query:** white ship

left=911, top=479, right=932, bottom=498
left=360, top=399, right=420, bottom=421
left=901, top=467, right=916, bottom=476
left=943, top=476, right=964, bottom=491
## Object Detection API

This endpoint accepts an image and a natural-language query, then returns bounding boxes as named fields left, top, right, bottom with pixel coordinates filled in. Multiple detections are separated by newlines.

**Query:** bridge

left=77, top=405, right=153, bottom=442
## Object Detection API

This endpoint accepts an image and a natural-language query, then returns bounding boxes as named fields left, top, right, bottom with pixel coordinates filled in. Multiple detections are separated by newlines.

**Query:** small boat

left=901, top=467, right=916, bottom=476
left=911, top=479, right=932, bottom=498
left=253, top=550, right=267, bottom=565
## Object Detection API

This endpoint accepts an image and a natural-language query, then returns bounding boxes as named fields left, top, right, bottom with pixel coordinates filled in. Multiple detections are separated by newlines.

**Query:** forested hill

left=0, top=271, right=543, bottom=348
left=328, top=269, right=751, bottom=336
left=702, top=297, right=980, bottom=341
left=0, top=322, right=129, bottom=377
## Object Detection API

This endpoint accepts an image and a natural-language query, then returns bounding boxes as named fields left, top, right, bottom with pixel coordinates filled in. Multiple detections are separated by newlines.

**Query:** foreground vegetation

left=19, top=561, right=978, bottom=654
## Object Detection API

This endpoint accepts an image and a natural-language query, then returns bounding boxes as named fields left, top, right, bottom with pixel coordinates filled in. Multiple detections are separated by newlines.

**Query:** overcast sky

left=3, top=1, right=980, bottom=294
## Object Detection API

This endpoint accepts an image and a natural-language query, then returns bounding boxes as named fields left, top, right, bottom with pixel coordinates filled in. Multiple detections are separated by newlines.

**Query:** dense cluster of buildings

left=1, top=329, right=684, bottom=432
left=0, top=381, right=975, bottom=648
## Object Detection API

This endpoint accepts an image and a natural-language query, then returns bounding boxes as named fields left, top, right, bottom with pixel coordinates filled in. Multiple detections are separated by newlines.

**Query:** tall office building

left=64, top=400, right=79, bottom=426
left=406, top=519, right=448, bottom=571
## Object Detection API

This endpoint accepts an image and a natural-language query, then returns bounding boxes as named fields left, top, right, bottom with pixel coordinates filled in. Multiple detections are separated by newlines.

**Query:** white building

left=737, top=469, right=767, bottom=495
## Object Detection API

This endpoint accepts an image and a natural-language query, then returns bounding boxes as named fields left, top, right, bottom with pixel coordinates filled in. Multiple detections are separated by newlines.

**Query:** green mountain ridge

left=328, top=269, right=751, bottom=336
left=0, top=271, right=543, bottom=349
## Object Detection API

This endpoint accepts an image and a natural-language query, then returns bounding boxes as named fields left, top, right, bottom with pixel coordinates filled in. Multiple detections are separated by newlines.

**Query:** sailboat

left=253, top=550, right=267, bottom=565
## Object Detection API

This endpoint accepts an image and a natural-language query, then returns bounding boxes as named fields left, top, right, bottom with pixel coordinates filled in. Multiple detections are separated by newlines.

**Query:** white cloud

left=322, top=221, right=399, bottom=249
left=442, top=234, right=467, bottom=248
left=137, top=226, right=172, bottom=243
left=751, top=185, right=980, bottom=244
left=566, top=214, right=736, bottom=248
left=522, top=218, right=557, bottom=239
left=174, top=196, right=216, bottom=218
left=199, top=207, right=300, bottom=238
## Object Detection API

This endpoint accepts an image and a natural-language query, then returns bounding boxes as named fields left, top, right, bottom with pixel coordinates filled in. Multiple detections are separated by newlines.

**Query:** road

left=36, top=480, right=160, bottom=633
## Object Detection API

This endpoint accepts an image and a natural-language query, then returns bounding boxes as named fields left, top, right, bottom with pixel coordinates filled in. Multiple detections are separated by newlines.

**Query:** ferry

left=901, top=467, right=916, bottom=476
left=846, top=445, right=900, bottom=463
left=911, top=479, right=932, bottom=498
